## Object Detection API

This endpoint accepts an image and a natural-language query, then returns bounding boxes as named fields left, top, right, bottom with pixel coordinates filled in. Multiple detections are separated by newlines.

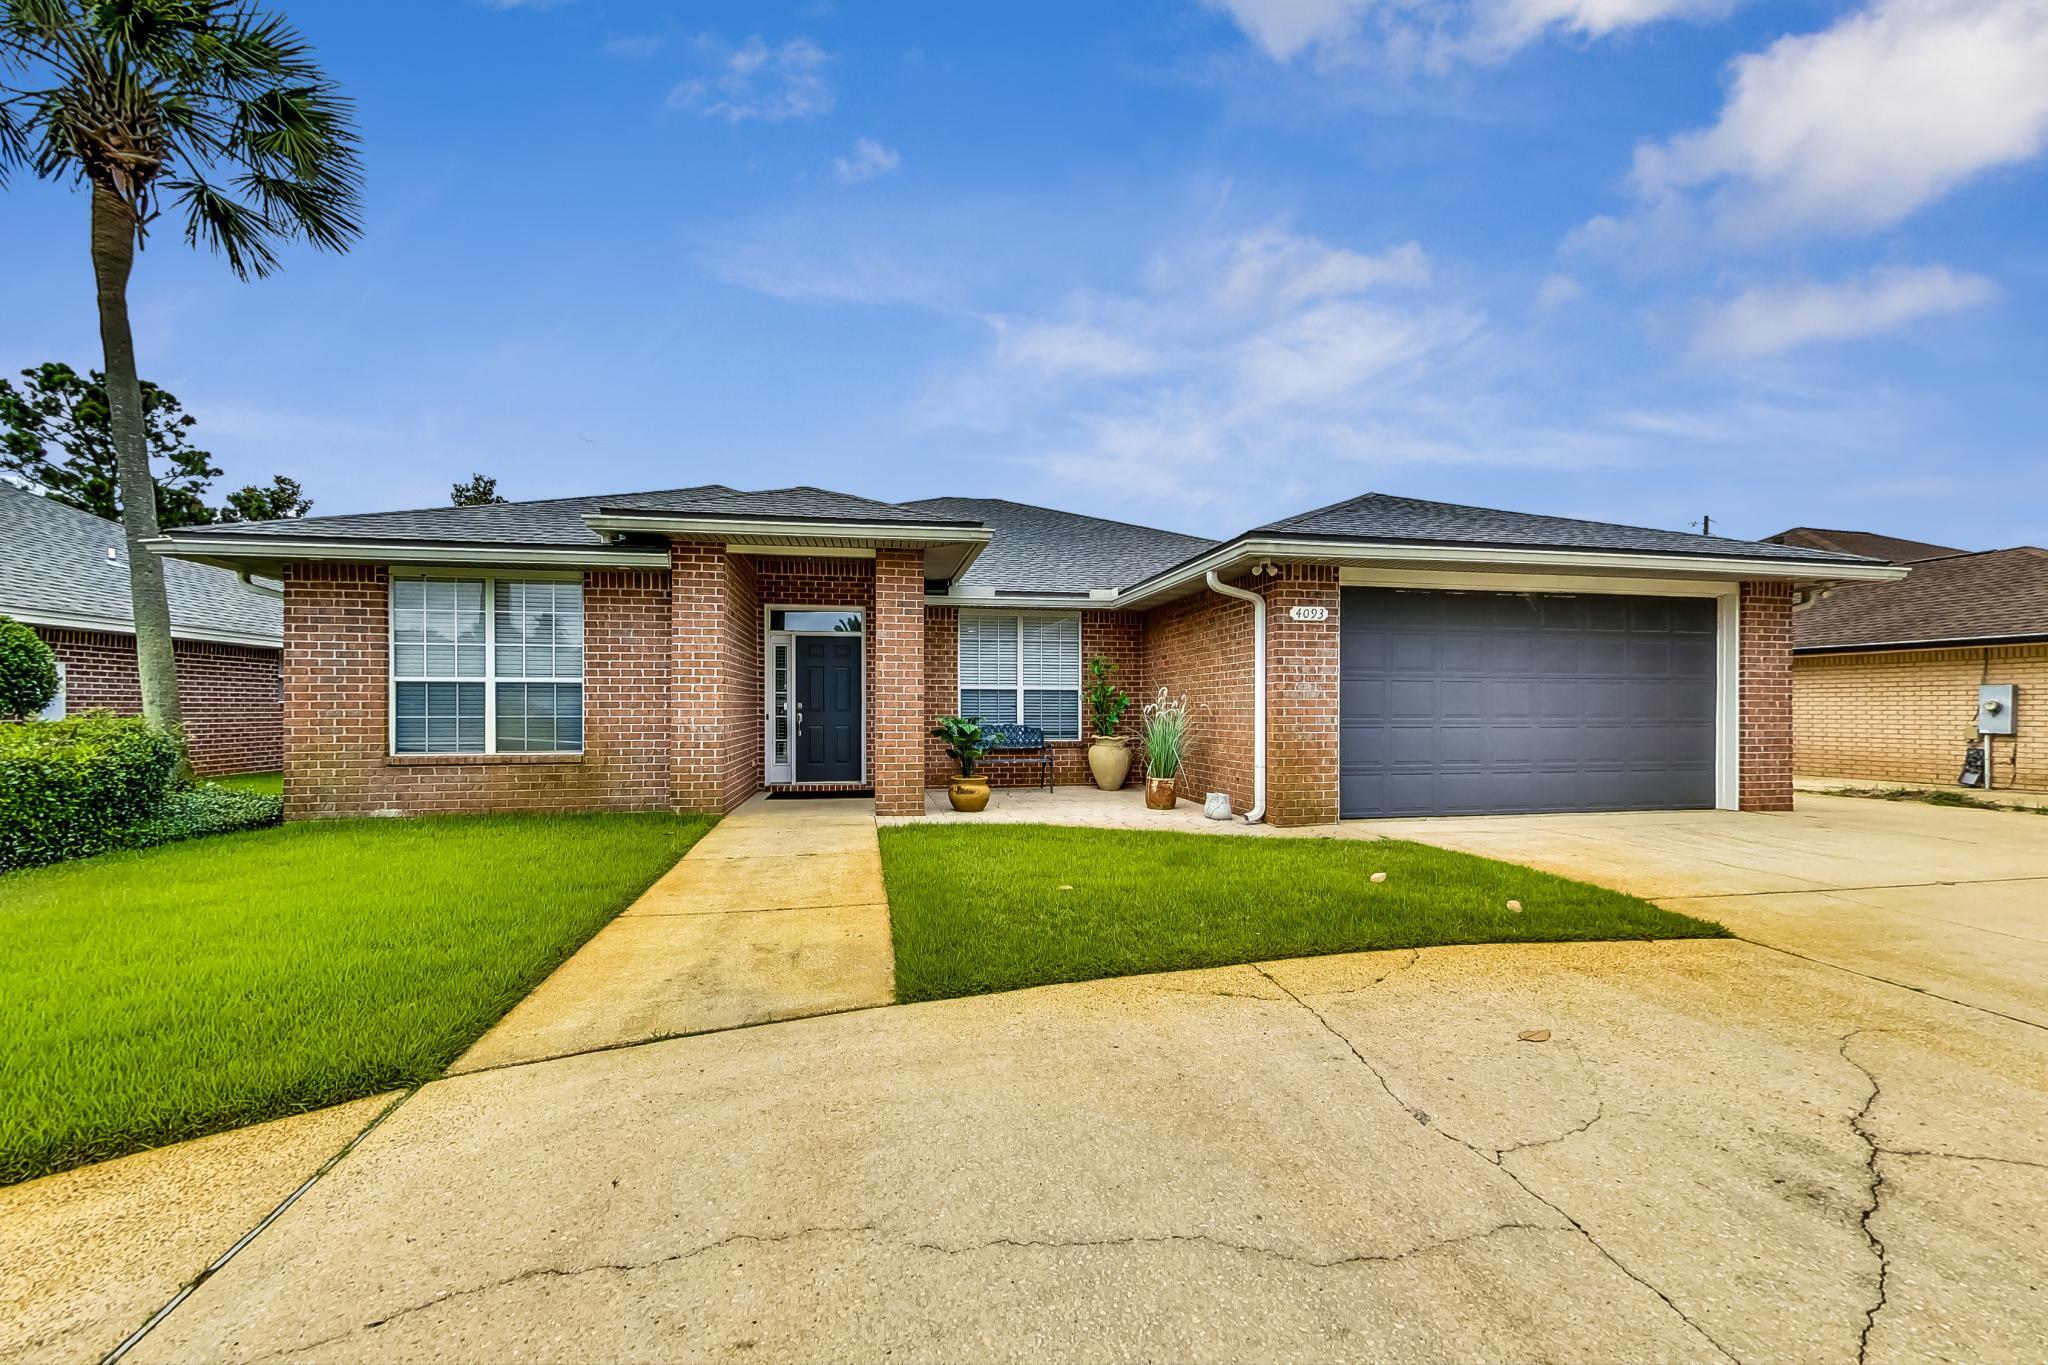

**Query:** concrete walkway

left=453, top=795, right=894, bottom=1073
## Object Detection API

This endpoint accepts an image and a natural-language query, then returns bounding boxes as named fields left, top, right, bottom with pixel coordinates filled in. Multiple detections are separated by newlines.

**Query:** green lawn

left=0, top=812, right=710, bottom=1185
left=213, top=770, right=283, bottom=797
left=879, top=824, right=1725, bottom=1003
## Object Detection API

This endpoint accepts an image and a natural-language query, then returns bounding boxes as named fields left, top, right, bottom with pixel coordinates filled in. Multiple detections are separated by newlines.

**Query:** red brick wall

left=719, top=552, right=763, bottom=811
left=921, top=608, right=1145, bottom=789
left=282, top=562, right=672, bottom=819
left=872, top=548, right=925, bottom=816
left=1259, top=565, right=1341, bottom=827
left=1140, top=583, right=1256, bottom=813
left=33, top=626, right=282, bottom=776
left=1740, top=580, right=1796, bottom=812
left=669, top=544, right=726, bottom=812
left=758, top=556, right=877, bottom=789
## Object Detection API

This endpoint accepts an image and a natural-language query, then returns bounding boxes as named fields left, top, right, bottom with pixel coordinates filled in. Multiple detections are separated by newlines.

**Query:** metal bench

left=981, top=723, right=1054, bottom=792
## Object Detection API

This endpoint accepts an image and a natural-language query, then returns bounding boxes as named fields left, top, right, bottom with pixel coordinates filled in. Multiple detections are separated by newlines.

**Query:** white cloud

left=833, top=137, right=902, bottom=185
left=668, top=35, right=834, bottom=123
left=1631, top=0, right=2048, bottom=239
left=1200, top=0, right=1734, bottom=65
left=603, top=33, right=665, bottom=59
left=1692, top=264, right=1997, bottom=357
left=1533, top=273, right=1583, bottom=311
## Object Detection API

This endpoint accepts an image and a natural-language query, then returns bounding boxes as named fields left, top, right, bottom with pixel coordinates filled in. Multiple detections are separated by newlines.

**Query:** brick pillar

left=1739, top=580, right=1795, bottom=812
left=670, top=543, right=727, bottom=813
left=872, top=547, right=926, bottom=816
left=1259, top=565, right=1342, bottom=827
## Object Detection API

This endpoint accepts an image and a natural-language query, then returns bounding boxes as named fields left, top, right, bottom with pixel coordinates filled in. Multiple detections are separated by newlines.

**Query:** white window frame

left=388, top=571, right=586, bottom=757
left=762, top=604, right=867, bottom=785
left=40, top=660, right=66, bottom=720
left=956, top=609, right=1083, bottom=741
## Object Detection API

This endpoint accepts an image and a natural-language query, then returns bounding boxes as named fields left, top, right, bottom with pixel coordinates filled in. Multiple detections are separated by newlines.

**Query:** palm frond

left=166, top=172, right=280, bottom=279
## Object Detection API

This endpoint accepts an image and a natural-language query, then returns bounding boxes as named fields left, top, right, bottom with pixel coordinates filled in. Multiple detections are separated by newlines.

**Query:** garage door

left=1339, top=588, right=1717, bottom=818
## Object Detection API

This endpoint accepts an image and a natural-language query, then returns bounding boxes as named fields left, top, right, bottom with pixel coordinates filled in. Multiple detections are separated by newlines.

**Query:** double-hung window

left=391, top=577, right=584, bottom=755
left=957, top=611, right=1081, bottom=740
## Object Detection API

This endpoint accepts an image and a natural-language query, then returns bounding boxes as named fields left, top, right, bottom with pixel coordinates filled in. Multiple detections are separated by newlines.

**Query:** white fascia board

left=146, top=535, right=669, bottom=570
left=925, top=594, right=1103, bottom=611
left=4, top=605, right=280, bottom=650
left=1115, top=537, right=1907, bottom=609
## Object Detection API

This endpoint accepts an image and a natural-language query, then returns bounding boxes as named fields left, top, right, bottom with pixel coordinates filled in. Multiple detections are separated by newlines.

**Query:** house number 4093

left=1288, top=605, right=1330, bottom=622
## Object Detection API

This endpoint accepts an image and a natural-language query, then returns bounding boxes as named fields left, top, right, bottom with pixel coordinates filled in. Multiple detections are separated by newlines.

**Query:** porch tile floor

left=881, top=785, right=1382, bottom=839
left=451, top=795, right=895, bottom=1073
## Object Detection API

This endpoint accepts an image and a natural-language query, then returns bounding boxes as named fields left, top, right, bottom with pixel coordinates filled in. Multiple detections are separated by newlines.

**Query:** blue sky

left=7, top=0, right=2046, bottom=547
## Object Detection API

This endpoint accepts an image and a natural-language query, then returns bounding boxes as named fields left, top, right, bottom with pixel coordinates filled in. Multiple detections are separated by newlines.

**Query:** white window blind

left=958, top=611, right=1081, bottom=740
left=391, top=578, right=584, bottom=755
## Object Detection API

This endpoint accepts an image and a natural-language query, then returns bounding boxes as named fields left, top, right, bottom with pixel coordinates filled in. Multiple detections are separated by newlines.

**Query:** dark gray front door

left=795, top=636, right=862, bottom=783
left=1339, top=588, right=1716, bottom=818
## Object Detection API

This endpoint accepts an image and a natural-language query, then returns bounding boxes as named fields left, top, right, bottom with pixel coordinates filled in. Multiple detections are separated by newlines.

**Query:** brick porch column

left=670, top=543, right=727, bottom=812
left=1259, top=565, right=1341, bottom=827
left=872, top=547, right=926, bottom=816
left=1739, top=580, right=1795, bottom=812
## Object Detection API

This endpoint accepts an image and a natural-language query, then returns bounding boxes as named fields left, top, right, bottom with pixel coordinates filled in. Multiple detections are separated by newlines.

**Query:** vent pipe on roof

left=1204, top=570, right=1266, bottom=824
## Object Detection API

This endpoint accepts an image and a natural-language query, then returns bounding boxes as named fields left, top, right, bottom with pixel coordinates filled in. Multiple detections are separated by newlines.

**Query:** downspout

left=1204, top=570, right=1267, bottom=824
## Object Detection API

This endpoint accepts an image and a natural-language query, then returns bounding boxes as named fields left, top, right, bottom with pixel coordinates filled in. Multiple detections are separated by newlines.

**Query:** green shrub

left=0, top=617, right=59, bottom=720
left=125, top=783, right=283, bottom=850
left=0, top=714, right=183, bottom=871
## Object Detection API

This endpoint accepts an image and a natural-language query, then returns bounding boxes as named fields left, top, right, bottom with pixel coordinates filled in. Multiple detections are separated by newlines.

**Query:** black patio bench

left=980, top=723, right=1054, bottom=792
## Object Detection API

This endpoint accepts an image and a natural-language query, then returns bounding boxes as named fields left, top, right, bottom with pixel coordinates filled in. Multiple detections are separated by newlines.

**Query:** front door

left=795, top=635, right=863, bottom=783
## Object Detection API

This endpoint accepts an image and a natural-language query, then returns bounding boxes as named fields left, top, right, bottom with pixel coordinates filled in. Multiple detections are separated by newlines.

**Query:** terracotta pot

left=1087, top=736, right=1132, bottom=791
left=948, top=775, right=991, bottom=813
left=1144, top=776, right=1177, bottom=811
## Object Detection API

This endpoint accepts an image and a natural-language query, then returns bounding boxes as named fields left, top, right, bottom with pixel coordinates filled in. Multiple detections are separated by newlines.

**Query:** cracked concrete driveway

left=130, top=930, right=2046, bottom=1362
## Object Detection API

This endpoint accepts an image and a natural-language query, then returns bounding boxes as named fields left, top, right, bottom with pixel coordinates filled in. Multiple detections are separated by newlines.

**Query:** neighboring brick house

left=1769, top=527, right=2048, bottom=791
left=0, top=481, right=283, bottom=775
left=150, top=485, right=1900, bottom=824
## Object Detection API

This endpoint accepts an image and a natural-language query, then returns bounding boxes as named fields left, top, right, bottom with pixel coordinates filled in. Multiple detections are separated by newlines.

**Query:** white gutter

left=0, top=605, right=280, bottom=651
left=1204, top=570, right=1267, bottom=825
left=236, top=571, right=284, bottom=599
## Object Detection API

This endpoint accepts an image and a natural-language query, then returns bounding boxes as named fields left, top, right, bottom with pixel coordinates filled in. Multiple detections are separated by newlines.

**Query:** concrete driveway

left=1372, top=793, right=2048, bottom=1029
left=37, top=793, right=2048, bottom=1363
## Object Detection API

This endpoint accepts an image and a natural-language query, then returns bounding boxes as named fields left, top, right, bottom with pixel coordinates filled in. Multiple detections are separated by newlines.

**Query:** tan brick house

left=150, top=486, right=1901, bottom=824
left=1, top=480, right=282, bottom=775
left=1771, top=528, right=2048, bottom=791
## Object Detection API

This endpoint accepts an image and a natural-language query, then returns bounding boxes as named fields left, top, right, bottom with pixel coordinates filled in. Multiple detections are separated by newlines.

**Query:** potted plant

left=931, top=715, right=995, bottom=812
left=1084, top=656, right=1132, bottom=791
left=1140, top=688, right=1190, bottom=811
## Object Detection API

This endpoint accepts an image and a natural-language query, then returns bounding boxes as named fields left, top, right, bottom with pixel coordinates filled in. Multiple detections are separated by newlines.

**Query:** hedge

left=124, top=783, right=283, bottom=851
left=0, top=617, right=60, bottom=720
left=0, top=714, right=184, bottom=872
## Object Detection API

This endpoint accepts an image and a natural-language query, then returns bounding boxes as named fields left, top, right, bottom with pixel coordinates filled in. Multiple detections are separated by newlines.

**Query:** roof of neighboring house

left=1244, top=492, right=1866, bottom=565
left=1794, top=546, right=2048, bottom=652
left=0, top=481, right=282, bottom=646
left=900, top=497, right=1217, bottom=594
left=1765, top=527, right=1966, bottom=563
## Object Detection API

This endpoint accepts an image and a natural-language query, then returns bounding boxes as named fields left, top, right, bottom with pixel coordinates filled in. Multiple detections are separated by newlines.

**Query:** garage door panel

left=1339, top=588, right=1717, bottom=818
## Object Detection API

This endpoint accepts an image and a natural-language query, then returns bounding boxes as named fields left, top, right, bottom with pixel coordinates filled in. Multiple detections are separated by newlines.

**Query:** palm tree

left=0, top=0, right=360, bottom=750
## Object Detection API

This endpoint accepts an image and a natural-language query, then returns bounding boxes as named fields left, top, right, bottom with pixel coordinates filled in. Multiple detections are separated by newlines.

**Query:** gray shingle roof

left=902, top=497, right=1217, bottom=594
left=1251, top=493, right=1879, bottom=566
left=0, top=481, right=282, bottom=644
left=169, top=484, right=979, bottom=549
left=1794, top=547, right=2048, bottom=651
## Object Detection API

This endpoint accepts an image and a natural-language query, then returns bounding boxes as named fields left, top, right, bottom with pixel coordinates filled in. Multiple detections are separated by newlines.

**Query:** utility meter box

left=1979, top=684, right=2016, bottom=736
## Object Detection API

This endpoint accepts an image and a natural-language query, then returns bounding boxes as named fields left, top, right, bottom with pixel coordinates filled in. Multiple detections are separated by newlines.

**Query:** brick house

left=1769, top=527, right=2048, bottom=791
left=1, top=481, right=282, bottom=775
left=150, top=486, right=1901, bottom=824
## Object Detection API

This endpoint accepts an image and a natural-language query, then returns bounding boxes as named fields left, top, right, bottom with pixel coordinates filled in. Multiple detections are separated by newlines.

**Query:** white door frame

left=762, top=604, right=868, bottom=785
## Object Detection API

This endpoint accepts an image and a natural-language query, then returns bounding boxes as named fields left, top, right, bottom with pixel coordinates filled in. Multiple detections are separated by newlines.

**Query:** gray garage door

left=1339, top=588, right=1717, bottom=818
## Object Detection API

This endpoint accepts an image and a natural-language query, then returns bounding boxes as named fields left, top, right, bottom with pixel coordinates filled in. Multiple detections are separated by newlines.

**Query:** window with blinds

left=391, top=577, right=585, bottom=755
left=957, top=611, right=1081, bottom=740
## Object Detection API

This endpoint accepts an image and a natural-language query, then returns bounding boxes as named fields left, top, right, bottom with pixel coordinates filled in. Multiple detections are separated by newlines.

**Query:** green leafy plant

left=1085, top=656, right=1129, bottom=738
left=930, top=715, right=994, bottom=778
left=1141, top=688, right=1191, bottom=780
left=0, top=616, right=59, bottom=719
left=0, top=712, right=184, bottom=870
